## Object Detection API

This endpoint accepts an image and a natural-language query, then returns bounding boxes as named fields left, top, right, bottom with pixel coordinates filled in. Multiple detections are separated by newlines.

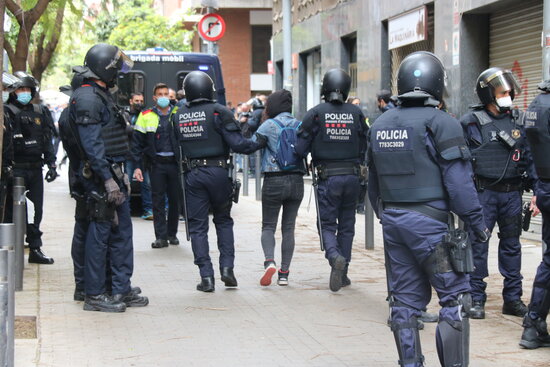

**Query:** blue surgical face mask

left=156, top=97, right=170, bottom=109
left=2, top=92, right=9, bottom=104
left=16, top=92, right=32, bottom=105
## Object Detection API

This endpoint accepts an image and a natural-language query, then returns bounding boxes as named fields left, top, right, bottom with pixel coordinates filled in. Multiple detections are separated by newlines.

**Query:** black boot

left=74, top=288, right=85, bottom=301
left=220, top=267, right=238, bottom=287
left=112, top=291, right=149, bottom=307
left=469, top=300, right=485, bottom=319
left=28, top=248, right=54, bottom=264
left=503, top=299, right=528, bottom=317
left=342, top=264, right=351, bottom=287
left=83, top=294, right=126, bottom=312
left=197, top=276, right=215, bottom=292
left=329, top=255, right=346, bottom=292
left=151, top=239, right=168, bottom=248
left=168, top=236, right=180, bottom=245
left=520, top=315, right=550, bottom=349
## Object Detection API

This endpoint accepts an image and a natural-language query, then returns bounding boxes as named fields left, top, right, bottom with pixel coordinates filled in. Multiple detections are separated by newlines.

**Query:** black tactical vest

left=310, top=102, right=361, bottom=161
left=6, top=103, right=45, bottom=162
left=94, top=88, right=129, bottom=159
left=525, top=93, right=550, bottom=179
left=370, top=107, right=451, bottom=202
left=468, top=110, right=523, bottom=180
left=174, top=102, right=228, bottom=159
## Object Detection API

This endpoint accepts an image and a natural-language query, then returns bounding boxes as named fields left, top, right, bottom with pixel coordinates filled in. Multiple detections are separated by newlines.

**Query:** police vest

left=525, top=93, right=550, bottom=179
left=370, top=107, right=454, bottom=203
left=175, top=102, right=228, bottom=159
left=6, top=103, right=46, bottom=161
left=468, top=110, right=524, bottom=180
left=310, top=102, right=361, bottom=161
left=134, top=108, right=178, bottom=155
left=92, top=88, right=129, bottom=159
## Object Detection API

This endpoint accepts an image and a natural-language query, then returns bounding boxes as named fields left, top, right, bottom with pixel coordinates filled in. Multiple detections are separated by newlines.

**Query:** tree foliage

left=107, top=0, right=193, bottom=52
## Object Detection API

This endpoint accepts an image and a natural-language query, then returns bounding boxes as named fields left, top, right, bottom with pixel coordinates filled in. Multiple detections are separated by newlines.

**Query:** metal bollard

left=0, top=249, right=8, bottom=367
left=13, top=177, right=25, bottom=292
left=243, top=155, right=249, bottom=196
left=255, top=150, right=261, bottom=201
left=365, top=196, right=374, bottom=250
left=0, top=224, right=15, bottom=367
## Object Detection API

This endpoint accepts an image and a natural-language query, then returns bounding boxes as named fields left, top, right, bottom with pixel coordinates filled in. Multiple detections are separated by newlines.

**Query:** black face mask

left=132, top=103, right=144, bottom=112
left=169, top=99, right=177, bottom=106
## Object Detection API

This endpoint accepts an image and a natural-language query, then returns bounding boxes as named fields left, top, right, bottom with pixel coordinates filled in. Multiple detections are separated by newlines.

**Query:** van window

left=117, top=71, right=146, bottom=106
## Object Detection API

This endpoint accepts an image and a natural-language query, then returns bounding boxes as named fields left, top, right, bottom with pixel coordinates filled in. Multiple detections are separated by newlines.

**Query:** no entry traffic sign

left=198, top=13, right=226, bottom=42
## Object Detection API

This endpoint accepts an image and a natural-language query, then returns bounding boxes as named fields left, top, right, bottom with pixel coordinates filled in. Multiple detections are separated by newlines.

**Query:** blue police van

left=117, top=49, right=227, bottom=214
left=117, top=48, right=226, bottom=107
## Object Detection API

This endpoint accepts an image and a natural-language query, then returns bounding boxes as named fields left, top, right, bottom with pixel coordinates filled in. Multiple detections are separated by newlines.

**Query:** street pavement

left=13, top=170, right=550, bottom=366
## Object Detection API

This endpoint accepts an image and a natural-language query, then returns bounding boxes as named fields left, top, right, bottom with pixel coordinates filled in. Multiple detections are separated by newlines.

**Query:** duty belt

left=189, top=158, right=228, bottom=169
left=154, top=155, right=176, bottom=164
left=263, top=171, right=303, bottom=178
left=475, top=176, right=522, bottom=192
left=383, top=202, right=449, bottom=224
left=315, top=163, right=359, bottom=180
left=14, top=161, right=42, bottom=169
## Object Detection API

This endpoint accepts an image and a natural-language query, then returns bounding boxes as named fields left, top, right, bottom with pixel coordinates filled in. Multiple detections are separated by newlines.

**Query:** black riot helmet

left=475, top=67, right=521, bottom=107
left=84, top=43, right=133, bottom=86
left=2, top=72, right=21, bottom=93
left=397, top=51, right=446, bottom=103
left=13, top=71, right=39, bottom=97
left=183, top=71, right=215, bottom=103
left=321, top=69, right=351, bottom=103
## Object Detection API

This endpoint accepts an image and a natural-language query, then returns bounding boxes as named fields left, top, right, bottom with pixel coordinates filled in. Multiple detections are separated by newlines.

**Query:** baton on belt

left=310, top=161, right=325, bottom=252
left=178, top=146, right=190, bottom=242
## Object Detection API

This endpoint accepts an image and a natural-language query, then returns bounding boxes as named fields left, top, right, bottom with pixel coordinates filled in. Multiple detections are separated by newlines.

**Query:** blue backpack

left=272, top=118, right=302, bottom=171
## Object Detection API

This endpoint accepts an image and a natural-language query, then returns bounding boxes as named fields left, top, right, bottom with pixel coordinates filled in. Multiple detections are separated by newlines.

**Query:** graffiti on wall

left=511, top=60, right=529, bottom=110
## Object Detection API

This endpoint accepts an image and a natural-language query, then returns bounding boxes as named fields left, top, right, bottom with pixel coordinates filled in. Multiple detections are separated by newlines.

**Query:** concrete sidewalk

left=13, top=172, right=550, bottom=367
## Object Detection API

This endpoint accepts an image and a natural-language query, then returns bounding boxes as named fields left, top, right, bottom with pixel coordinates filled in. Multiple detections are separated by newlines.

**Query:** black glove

left=104, top=178, right=125, bottom=206
left=474, top=228, right=491, bottom=243
left=45, top=166, right=58, bottom=182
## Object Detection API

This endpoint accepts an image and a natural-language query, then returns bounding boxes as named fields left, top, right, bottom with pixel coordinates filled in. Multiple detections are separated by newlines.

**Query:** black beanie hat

left=265, top=89, right=292, bottom=118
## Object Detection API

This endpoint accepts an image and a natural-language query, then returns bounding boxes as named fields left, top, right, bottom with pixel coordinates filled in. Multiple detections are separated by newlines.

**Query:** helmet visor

left=483, top=70, right=521, bottom=96
left=2, top=72, right=21, bottom=92
left=106, top=49, right=134, bottom=74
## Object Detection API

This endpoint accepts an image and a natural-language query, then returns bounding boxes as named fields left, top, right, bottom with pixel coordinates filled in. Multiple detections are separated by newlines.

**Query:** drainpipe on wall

left=282, top=0, right=292, bottom=90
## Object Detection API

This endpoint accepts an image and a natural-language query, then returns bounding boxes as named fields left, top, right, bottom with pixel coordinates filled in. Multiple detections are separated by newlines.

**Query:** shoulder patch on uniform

left=472, top=111, right=493, bottom=126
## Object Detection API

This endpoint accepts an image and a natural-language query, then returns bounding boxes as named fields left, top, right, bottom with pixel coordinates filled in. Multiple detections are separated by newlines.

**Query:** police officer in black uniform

left=5, top=71, right=57, bottom=264
left=368, top=51, right=488, bottom=367
left=295, top=69, right=368, bottom=292
left=520, top=79, right=550, bottom=349
left=1, top=72, right=18, bottom=222
left=70, top=43, right=148, bottom=312
left=173, top=71, right=264, bottom=292
left=460, top=67, right=530, bottom=319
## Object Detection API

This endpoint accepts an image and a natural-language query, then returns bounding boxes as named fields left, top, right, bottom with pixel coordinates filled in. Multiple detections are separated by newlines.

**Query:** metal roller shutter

left=489, top=0, right=543, bottom=111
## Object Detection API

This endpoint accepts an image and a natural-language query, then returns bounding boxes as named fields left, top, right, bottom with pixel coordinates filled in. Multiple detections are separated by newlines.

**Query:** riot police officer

left=1, top=72, right=18, bottom=222
left=367, top=51, right=488, bottom=367
left=460, top=67, right=530, bottom=319
left=295, top=69, right=368, bottom=292
left=70, top=43, right=148, bottom=312
left=173, top=71, right=264, bottom=292
left=5, top=71, right=57, bottom=264
left=520, top=80, right=550, bottom=349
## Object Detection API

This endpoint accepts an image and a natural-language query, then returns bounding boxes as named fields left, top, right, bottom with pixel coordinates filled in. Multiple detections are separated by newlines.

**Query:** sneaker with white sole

left=277, top=270, right=289, bottom=286
left=260, top=260, right=277, bottom=286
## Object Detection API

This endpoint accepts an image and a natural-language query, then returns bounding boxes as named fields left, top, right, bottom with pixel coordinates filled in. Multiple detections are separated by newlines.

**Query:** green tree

left=4, top=0, right=55, bottom=74
left=107, top=0, right=193, bottom=51
left=4, top=0, right=89, bottom=82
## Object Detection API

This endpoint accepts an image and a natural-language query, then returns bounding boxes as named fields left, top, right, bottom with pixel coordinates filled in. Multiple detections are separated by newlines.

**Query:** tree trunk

left=29, top=2, right=66, bottom=83
left=5, top=0, right=55, bottom=72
